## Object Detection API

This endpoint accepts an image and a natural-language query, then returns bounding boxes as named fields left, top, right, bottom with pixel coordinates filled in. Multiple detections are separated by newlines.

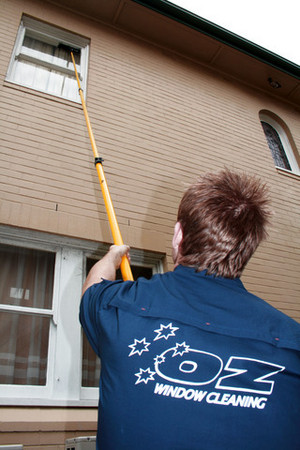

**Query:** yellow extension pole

left=71, top=52, right=133, bottom=281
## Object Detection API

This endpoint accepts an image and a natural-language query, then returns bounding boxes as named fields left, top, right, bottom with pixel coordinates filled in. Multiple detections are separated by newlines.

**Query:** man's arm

left=82, top=245, right=130, bottom=296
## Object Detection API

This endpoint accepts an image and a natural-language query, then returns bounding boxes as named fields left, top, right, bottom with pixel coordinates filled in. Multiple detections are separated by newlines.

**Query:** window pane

left=0, top=244, right=55, bottom=309
left=61, top=76, right=80, bottom=102
left=261, top=121, right=291, bottom=170
left=11, top=32, right=81, bottom=100
left=117, top=265, right=153, bottom=280
left=86, top=258, right=153, bottom=281
left=0, top=312, right=50, bottom=385
left=82, top=333, right=101, bottom=387
left=82, top=258, right=153, bottom=387
left=22, top=35, right=80, bottom=69
left=12, top=60, right=79, bottom=100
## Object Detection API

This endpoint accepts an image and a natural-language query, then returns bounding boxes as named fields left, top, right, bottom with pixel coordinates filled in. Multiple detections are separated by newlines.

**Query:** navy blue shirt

left=80, top=266, right=300, bottom=449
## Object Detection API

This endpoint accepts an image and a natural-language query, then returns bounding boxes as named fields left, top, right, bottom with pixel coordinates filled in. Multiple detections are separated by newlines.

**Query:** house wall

left=0, top=0, right=299, bottom=447
left=0, top=407, right=97, bottom=449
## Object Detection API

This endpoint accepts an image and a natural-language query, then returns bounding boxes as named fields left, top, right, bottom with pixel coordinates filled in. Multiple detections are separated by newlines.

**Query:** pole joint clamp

left=95, top=157, right=104, bottom=165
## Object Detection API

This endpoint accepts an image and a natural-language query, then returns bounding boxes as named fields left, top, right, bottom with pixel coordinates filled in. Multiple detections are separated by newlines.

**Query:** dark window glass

left=0, top=244, right=55, bottom=309
left=261, top=121, right=291, bottom=170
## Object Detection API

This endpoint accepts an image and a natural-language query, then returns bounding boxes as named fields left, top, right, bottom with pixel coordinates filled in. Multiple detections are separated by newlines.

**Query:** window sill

left=276, top=167, right=300, bottom=180
left=0, top=397, right=98, bottom=407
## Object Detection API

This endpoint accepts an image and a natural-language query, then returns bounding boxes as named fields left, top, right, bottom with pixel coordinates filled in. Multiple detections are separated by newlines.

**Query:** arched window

left=259, top=111, right=299, bottom=175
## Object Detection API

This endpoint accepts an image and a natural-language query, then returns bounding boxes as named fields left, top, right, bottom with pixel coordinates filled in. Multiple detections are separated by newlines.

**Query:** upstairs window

left=6, top=16, right=89, bottom=102
left=260, top=112, right=300, bottom=175
left=261, top=121, right=291, bottom=171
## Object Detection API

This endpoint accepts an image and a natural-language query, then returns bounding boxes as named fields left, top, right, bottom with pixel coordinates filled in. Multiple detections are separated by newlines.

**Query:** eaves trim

left=132, top=0, right=300, bottom=80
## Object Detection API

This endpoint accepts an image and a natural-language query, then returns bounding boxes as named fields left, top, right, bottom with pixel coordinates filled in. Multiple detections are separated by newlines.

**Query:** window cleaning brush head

left=57, top=43, right=81, bottom=55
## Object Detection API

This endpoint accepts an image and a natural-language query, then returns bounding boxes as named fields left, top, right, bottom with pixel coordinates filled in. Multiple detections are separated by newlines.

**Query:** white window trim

left=0, top=226, right=164, bottom=406
left=260, top=113, right=300, bottom=176
left=6, top=16, right=89, bottom=103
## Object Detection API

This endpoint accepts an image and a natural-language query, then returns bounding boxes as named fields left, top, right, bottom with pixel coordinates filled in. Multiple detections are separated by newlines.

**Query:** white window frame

left=0, top=226, right=164, bottom=406
left=6, top=16, right=89, bottom=103
left=260, top=113, right=300, bottom=176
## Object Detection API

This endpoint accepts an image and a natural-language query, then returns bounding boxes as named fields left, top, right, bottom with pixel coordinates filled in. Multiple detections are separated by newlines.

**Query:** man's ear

left=172, top=222, right=183, bottom=265
left=172, top=222, right=183, bottom=248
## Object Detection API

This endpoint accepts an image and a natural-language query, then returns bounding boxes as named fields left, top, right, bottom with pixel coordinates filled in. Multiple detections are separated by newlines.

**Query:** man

left=80, top=169, right=300, bottom=450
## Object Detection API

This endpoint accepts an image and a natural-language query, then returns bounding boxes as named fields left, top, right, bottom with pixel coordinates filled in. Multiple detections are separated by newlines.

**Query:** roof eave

left=132, top=0, right=300, bottom=80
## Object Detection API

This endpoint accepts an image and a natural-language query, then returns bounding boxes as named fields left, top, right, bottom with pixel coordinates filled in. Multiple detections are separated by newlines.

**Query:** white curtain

left=82, top=334, right=101, bottom=387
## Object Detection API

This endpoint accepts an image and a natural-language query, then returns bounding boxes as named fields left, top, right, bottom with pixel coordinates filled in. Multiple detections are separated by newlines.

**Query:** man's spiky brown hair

left=177, top=169, right=271, bottom=278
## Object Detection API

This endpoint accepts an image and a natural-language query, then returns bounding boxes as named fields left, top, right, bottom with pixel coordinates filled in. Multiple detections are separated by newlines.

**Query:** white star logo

left=128, top=338, right=151, bottom=357
left=135, top=367, right=156, bottom=385
left=154, top=323, right=179, bottom=341
left=172, top=342, right=190, bottom=357
left=154, top=354, right=166, bottom=365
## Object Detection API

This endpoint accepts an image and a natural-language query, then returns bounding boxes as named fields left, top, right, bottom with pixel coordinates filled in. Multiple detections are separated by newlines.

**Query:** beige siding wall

left=1, top=1, right=299, bottom=314
left=2, top=0, right=299, bottom=318
left=0, top=0, right=299, bottom=446
left=0, top=407, right=97, bottom=449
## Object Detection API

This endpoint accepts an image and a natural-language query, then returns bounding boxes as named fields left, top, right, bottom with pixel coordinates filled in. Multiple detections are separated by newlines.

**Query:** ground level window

left=0, top=227, right=164, bottom=405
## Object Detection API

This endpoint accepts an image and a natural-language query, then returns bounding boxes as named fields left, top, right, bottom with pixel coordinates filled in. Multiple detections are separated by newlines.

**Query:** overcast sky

left=170, top=0, right=300, bottom=66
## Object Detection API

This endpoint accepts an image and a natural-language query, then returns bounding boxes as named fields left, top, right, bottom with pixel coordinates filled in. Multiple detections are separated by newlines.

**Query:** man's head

left=173, top=169, right=271, bottom=278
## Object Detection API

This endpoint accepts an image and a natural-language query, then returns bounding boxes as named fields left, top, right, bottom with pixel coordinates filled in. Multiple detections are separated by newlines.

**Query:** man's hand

left=82, top=245, right=130, bottom=295
left=107, top=244, right=131, bottom=269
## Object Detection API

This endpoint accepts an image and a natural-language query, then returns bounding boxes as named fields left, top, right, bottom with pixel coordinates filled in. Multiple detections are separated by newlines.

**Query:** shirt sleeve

left=79, top=279, right=124, bottom=356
